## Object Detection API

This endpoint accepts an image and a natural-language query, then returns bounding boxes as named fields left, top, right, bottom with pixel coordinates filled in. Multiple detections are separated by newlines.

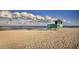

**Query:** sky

left=10, top=10, right=79, bottom=26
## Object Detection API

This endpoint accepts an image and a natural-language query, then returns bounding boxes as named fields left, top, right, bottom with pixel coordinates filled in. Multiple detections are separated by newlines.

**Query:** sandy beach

left=0, top=28, right=79, bottom=49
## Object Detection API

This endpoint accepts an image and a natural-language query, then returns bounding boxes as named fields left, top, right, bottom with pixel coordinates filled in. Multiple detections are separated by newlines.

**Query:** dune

left=0, top=28, right=79, bottom=49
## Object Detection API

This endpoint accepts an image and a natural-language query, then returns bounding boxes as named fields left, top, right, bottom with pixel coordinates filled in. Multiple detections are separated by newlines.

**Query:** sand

left=0, top=28, right=79, bottom=49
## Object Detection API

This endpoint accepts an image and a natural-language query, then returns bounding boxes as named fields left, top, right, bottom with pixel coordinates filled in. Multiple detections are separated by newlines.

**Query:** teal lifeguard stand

left=47, top=20, right=63, bottom=30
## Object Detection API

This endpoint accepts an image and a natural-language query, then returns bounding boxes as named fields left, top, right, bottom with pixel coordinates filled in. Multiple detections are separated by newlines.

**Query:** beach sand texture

left=0, top=28, right=79, bottom=49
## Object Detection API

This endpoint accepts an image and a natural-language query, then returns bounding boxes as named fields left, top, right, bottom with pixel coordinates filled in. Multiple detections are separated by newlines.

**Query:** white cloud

left=21, top=12, right=28, bottom=17
left=63, top=19, right=66, bottom=22
left=13, top=12, right=21, bottom=18
left=67, top=21, right=71, bottom=24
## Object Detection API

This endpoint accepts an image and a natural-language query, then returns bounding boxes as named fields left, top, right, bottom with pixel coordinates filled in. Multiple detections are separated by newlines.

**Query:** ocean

left=0, top=26, right=47, bottom=30
left=0, top=26, right=79, bottom=30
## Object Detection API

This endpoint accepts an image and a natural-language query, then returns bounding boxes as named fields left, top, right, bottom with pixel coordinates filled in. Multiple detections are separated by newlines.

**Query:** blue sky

left=11, top=10, right=79, bottom=26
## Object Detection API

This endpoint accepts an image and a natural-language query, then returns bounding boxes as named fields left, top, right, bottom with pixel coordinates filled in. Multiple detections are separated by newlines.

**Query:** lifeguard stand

left=47, top=19, right=63, bottom=30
